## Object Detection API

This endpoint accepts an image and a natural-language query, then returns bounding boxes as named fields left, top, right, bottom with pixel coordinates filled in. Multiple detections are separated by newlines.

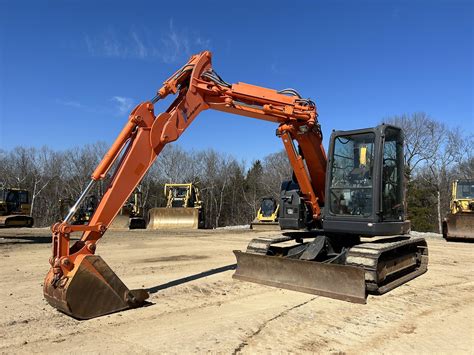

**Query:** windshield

left=381, top=127, right=404, bottom=221
left=19, top=191, right=29, bottom=204
left=261, top=199, right=276, bottom=217
left=329, top=133, right=375, bottom=216
left=173, top=188, right=188, bottom=198
left=456, top=181, right=474, bottom=199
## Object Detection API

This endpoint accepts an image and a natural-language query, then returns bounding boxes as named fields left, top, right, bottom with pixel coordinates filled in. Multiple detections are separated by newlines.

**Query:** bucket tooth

left=233, top=250, right=366, bottom=304
left=43, top=255, right=148, bottom=320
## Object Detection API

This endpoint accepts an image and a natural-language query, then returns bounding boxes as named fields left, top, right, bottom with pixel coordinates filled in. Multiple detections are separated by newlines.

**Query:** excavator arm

left=44, top=51, right=327, bottom=319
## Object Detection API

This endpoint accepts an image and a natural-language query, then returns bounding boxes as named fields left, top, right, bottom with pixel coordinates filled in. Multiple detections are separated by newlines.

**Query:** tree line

left=0, top=112, right=472, bottom=231
left=0, top=141, right=291, bottom=228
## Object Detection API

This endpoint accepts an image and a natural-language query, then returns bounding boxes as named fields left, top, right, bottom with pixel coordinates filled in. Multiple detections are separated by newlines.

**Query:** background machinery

left=43, top=51, right=428, bottom=319
left=250, top=197, right=280, bottom=230
left=59, top=195, right=98, bottom=225
left=0, top=188, right=34, bottom=227
left=147, top=183, right=203, bottom=229
left=442, top=179, right=474, bottom=241
left=109, top=188, right=147, bottom=229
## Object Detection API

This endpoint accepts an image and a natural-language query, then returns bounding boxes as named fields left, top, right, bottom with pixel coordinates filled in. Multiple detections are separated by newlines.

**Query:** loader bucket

left=233, top=251, right=367, bottom=304
left=147, top=207, right=200, bottom=229
left=43, top=255, right=149, bottom=320
left=444, top=213, right=474, bottom=240
left=250, top=220, right=281, bottom=231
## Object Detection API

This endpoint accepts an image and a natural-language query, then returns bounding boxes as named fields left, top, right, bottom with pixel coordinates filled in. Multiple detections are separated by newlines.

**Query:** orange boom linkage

left=44, top=51, right=327, bottom=319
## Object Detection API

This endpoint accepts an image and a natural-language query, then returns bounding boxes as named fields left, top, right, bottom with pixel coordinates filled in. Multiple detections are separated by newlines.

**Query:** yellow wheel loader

left=147, top=183, right=204, bottom=229
left=443, top=179, right=474, bottom=241
left=250, top=197, right=280, bottom=230
left=0, top=188, right=34, bottom=227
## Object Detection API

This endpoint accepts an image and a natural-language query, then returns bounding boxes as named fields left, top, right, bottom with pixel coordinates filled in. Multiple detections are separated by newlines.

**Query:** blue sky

left=0, top=0, right=472, bottom=163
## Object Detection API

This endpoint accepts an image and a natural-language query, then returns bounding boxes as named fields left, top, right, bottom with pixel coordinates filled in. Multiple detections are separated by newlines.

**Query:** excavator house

left=44, top=51, right=428, bottom=319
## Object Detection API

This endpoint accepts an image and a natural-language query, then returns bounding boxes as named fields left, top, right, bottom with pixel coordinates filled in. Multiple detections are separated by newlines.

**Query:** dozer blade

left=108, top=214, right=130, bottom=229
left=233, top=251, right=366, bottom=304
left=147, top=207, right=200, bottom=229
left=444, top=213, right=474, bottom=240
left=43, top=255, right=149, bottom=320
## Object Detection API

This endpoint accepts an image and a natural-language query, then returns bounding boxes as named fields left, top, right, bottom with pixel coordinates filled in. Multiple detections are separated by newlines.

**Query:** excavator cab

left=279, top=125, right=408, bottom=235
left=324, top=124, right=409, bottom=235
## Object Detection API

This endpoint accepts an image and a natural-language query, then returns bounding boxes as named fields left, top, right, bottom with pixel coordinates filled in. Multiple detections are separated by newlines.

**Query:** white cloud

left=83, top=21, right=211, bottom=63
left=56, top=99, right=84, bottom=109
left=111, top=96, right=134, bottom=114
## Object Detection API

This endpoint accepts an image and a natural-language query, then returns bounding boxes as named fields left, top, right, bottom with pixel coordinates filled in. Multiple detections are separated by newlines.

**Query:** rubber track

left=346, top=237, right=428, bottom=293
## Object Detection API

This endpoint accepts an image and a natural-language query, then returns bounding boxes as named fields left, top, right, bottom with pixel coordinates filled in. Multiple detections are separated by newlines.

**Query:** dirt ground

left=0, top=227, right=473, bottom=354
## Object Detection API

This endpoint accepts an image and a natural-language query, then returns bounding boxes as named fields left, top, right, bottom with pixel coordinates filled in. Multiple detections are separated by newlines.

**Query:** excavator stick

left=233, top=251, right=366, bottom=303
left=444, top=213, right=474, bottom=241
left=43, top=254, right=149, bottom=320
left=147, top=207, right=200, bottom=229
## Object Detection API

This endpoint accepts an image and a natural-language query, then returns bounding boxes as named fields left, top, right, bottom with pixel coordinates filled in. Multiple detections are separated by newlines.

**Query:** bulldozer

left=250, top=197, right=280, bottom=230
left=442, top=179, right=474, bottom=241
left=43, top=51, right=428, bottom=320
left=109, top=188, right=147, bottom=229
left=0, top=187, right=34, bottom=227
left=147, top=183, right=203, bottom=229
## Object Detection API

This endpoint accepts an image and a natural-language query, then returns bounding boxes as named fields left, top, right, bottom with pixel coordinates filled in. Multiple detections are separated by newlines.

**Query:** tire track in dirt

left=232, top=297, right=318, bottom=354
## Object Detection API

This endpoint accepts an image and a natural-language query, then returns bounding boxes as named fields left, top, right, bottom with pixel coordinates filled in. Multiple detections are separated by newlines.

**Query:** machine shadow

left=147, top=263, right=237, bottom=294
left=0, top=235, right=52, bottom=244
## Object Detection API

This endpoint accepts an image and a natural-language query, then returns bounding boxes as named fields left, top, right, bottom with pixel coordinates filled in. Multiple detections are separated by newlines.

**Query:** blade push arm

left=51, top=51, right=326, bottom=267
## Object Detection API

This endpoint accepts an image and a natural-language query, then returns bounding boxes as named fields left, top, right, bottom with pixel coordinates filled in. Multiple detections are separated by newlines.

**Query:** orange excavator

left=44, top=51, right=428, bottom=319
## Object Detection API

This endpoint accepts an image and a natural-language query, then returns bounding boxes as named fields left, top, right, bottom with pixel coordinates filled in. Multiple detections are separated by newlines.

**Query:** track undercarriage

left=233, top=233, right=428, bottom=303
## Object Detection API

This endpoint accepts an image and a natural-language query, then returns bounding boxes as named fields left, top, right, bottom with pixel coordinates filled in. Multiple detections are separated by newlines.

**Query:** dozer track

left=233, top=235, right=428, bottom=303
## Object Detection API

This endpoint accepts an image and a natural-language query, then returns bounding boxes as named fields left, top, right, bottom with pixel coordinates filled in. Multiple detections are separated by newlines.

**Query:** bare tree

left=384, top=112, right=443, bottom=179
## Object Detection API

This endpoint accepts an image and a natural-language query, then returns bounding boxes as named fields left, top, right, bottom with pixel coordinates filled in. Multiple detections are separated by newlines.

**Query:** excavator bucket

left=147, top=207, right=200, bottom=229
left=444, top=213, right=474, bottom=240
left=233, top=251, right=367, bottom=303
left=43, top=255, right=149, bottom=320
